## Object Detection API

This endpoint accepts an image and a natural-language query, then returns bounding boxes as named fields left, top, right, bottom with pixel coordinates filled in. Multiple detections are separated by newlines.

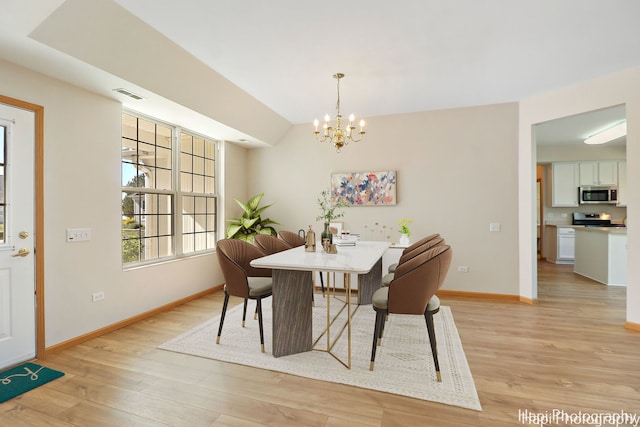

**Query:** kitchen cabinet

left=544, top=225, right=575, bottom=264
left=551, top=162, right=579, bottom=207
left=574, top=227, right=627, bottom=286
left=579, top=161, right=618, bottom=186
left=617, top=161, right=627, bottom=206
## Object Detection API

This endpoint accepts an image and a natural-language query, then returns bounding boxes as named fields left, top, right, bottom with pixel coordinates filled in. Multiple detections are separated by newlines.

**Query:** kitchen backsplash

left=544, top=206, right=627, bottom=225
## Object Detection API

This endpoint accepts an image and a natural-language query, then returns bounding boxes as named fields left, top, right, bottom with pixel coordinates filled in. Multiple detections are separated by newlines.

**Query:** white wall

left=537, top=143, right=626, bottom=163
left=222, top=141, right=250, bottom=236
left=247, top=103, right=521, bottom=295
left=0, top=59, right=223, bottom=347
left=519, top=66, right=640, bottom=324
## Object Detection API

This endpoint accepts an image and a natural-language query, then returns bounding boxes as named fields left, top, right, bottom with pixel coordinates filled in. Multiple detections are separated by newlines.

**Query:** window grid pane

left=182, top=194, right=217, bottom=254
left=180, top=133, right=215, bottom=195
left=121, top=113, right=173, bottom=192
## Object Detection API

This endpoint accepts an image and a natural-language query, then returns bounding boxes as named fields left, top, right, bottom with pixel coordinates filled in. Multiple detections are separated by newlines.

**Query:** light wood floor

left=2, top=261, right=639, bottom=426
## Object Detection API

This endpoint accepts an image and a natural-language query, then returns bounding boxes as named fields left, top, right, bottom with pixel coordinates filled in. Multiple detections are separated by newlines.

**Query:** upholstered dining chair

left=387, top=233, right=441, bottom=274
left=278, top=230, right=326, bottom=297
left=370, top=245, right=453, bottom=382
left=255, top=233, right=292, bottom=254
left=277, top=230, right=305, bottom=247
left=382, top=235, right=445, bottom=286
left=216, top=239, right=272, bottom=352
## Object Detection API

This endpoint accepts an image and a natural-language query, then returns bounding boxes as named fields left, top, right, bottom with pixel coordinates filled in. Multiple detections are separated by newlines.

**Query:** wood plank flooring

left=2, top=261, right=640, bottom=426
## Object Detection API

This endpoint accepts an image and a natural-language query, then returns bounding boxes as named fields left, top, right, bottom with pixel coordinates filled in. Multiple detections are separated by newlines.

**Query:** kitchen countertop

left=573, top=226, right=627, bottom=234
left=545, top=224, right=626, bottom=233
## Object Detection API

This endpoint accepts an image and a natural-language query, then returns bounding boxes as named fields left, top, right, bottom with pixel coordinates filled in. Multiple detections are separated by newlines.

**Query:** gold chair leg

left=216, top=336, right=220, bottom=344
left=436, top=371, right=442, bottom=382
left=370, top=361, right=375, bottom=371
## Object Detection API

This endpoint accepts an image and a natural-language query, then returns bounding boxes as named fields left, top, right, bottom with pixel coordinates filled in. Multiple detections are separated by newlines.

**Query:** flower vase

left=399, top=233, right=410, bottom=245
left=321, top=222, right=332, bottom=251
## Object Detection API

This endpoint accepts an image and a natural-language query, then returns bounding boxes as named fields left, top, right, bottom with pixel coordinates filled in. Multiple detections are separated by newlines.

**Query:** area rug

left=159, top=297, right=481, bottom=411
left=0, top=362, right=65, bottom=403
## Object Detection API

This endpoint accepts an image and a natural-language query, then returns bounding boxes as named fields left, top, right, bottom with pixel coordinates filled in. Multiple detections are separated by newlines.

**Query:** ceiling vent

left=113, top=88, right=144, bottom=100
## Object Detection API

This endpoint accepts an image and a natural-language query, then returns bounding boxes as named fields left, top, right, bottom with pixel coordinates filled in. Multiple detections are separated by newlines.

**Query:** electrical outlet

left=489, top=223, right=501, bottom=232
left=458, top=266, right=469, bottom=273
left=92, top=291, right=105, bottom=302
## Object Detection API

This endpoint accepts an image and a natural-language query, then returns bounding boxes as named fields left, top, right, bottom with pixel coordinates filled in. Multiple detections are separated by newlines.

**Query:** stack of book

left=334, top=233, right=360, bottom=246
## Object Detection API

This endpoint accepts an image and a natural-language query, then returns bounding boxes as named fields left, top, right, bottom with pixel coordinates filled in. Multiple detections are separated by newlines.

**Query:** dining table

left=250, top=240, right=390, bottom=367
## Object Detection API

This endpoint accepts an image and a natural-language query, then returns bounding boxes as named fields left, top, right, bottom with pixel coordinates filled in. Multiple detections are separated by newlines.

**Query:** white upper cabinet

left=579, top=161, right=618, bottom=186
left=617, top=161, right=627, bottom=206
left=552, top=162, right=579, bottom=207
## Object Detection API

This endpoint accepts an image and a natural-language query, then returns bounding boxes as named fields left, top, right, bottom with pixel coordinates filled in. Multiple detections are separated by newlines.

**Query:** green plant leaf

left=234, top=198, right=252, bottom=216
left=226, top=223, right=243, bottom=238
left=246, top=193, right=264, bottom=211
left=253, top=203, right=274, bottom=218
left=240, top=217, right=259, bottom=229
left=257, top=227, right=276, bottom=236
left=259, top=218, right=280, bottom=227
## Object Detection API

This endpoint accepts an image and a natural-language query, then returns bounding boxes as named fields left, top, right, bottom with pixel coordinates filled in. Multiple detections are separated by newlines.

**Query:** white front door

left=0, top=104, right=36, bottom=370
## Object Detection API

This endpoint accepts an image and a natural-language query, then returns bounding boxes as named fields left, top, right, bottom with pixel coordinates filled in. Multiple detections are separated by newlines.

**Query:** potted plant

left=397, top=218, right=412, bottom=245
left=226, top=193, right=279, bottom=243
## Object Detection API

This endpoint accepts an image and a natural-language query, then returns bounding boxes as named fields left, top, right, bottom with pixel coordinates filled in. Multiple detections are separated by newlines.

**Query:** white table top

left=250, top=240, right=390, bottom=274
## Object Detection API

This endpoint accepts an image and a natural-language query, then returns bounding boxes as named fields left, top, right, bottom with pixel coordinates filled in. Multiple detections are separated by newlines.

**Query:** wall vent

left=113, top=88, right=144, bottom=100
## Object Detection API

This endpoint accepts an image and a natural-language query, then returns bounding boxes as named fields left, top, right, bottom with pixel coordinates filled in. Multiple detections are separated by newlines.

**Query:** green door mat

left=0, top=362, right=65, bottom=403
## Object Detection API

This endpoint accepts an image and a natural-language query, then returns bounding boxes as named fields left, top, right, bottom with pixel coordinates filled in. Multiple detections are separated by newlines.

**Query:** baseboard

left=42, top=285, right=222, bottom=357
left=437, top=289, right=521, bottom=301
left=625, top=321, right=640, bottom=332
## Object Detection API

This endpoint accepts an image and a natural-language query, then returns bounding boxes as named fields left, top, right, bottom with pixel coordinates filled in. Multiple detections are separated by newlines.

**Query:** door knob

left=12, top=248, right=30, bottom=257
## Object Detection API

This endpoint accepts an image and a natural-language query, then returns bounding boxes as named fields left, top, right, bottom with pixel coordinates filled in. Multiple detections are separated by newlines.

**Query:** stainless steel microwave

left=578, top=186, right=618, bottom=205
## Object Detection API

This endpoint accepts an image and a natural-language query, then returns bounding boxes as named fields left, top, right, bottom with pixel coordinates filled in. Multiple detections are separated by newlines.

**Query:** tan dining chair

left=387, top=233, right=441, bottom=274
left=278, top=230, right=305, bottom=247
left=382, top=235, right=445, bottom=286
left=216, top=239, right=272, bottom=352
left=255, top=233, right=292, bottom=254
left=370, top=245, right=453, bottom=382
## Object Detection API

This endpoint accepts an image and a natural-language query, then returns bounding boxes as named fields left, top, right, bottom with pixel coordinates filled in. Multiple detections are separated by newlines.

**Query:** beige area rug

left=159, top=295, right=481, bottom=411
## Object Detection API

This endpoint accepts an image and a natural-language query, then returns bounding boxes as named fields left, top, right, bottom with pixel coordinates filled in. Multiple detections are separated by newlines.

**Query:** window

left=180, top=133, right=217, bottom=254
left=121, top=112, right=218, bottom=265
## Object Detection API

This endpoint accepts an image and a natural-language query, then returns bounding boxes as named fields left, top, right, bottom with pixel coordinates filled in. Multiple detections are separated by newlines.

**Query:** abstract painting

left=330, top=171, right=397, bottom=206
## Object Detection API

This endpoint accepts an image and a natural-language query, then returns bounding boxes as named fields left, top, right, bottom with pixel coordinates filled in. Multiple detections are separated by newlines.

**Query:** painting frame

left=329, top=221, right=343, bottom=237
left=331, top=170, right=397, bottom=206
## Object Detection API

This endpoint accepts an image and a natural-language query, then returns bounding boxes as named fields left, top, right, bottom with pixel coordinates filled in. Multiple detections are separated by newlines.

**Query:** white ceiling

left=2, top=0, right=639, bottom=146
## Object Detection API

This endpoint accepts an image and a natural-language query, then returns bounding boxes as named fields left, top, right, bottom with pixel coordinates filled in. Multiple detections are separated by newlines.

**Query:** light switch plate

left=67, top=228, right=91, bottom=242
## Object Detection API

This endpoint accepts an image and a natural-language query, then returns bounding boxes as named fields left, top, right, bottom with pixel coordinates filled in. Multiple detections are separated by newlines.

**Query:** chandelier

left=313, top=73, right=366, bottom=152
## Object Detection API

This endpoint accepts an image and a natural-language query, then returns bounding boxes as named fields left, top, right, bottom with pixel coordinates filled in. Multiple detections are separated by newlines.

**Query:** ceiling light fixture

left=584, top=121, right=627, bottom=145
left=313, top=73, right=365, bottom=152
